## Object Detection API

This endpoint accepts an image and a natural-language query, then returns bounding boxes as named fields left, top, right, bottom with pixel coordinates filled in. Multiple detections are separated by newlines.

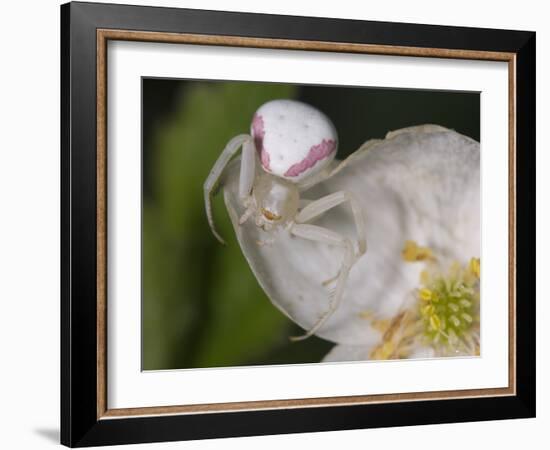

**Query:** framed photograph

left=61, top=1, right=536, bottom=447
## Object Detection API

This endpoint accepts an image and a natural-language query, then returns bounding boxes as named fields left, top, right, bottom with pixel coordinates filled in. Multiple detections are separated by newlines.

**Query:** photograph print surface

left=141, top=78, right=480, bottom=371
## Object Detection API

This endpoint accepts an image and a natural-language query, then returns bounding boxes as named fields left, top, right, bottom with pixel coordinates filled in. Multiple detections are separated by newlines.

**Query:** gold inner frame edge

left=96, top=28, right=517, bottom=420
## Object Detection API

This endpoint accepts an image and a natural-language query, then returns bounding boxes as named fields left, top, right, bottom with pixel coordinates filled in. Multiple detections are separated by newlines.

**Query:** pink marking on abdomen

left=260, top=147, right=270, bottom=171
left=284, top=139, right=336, bottom=177
left=252, top=113, right=271, bottom=171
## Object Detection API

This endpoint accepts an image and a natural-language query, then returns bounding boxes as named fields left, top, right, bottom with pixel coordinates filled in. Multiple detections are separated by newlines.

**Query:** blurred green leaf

left=143, top=81, right=302, bottom=369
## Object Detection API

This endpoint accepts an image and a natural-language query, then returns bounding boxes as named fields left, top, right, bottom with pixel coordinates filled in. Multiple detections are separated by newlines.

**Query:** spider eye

left=261, top=208, right=282, bottom=221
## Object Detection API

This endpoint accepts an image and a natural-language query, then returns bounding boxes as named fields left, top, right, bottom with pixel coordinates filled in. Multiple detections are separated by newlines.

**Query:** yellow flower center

left=417, top=258, right=479, bottom=352
left=363, top=241, right=480, bottom=360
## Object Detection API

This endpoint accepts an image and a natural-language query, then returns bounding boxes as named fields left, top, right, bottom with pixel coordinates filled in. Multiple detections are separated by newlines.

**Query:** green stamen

left=418, top=264, right=479, bottom=352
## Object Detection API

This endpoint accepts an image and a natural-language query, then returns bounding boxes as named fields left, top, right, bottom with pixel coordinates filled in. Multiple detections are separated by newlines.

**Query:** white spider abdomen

left=251, top=99, right=338, bottom=183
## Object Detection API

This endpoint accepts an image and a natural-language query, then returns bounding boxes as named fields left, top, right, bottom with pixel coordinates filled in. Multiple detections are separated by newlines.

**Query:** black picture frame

left=61, top=1, right=535, bottom=447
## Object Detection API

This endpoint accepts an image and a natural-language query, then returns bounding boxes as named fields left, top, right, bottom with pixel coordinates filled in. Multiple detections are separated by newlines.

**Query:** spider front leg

left=286, top=191, right=367, bottom=340
left=204, top=134, right=255, bottom=244
left=288, top=223, right=356, bottom=341
left=297, top=190, right=367, bottom=257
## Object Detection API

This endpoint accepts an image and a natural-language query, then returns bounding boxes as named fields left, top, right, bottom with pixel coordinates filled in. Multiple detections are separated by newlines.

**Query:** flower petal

left=223, top=125, right=479, bottom=346
left=408, top=346, right=437, bottom=359
left=322, top=344, right=377, bottom=363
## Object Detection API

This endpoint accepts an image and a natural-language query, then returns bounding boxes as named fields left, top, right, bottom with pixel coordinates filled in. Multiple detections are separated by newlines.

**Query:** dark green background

left=142, top=78, right=479, bottom=370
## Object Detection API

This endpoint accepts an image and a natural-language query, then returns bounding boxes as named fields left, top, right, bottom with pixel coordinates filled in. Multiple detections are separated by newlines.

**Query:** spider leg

left=237, top=138, right=260, bottom=225
left=321, top=270, right=340, bottom=286
left=296, top=190, right=367, bottom=257
left=288, top=223, right=356, bottom=341
left=238, top=138, right=257, bottom=201
left=203, top=134, right=253, bottom=244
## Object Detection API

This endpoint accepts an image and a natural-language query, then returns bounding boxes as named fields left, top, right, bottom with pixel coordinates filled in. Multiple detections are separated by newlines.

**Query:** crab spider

left=204, top=99, right=367, bottom=340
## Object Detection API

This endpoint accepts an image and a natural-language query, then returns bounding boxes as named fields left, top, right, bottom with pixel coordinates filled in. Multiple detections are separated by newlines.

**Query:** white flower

left=222, top=125, right=480, bottom=361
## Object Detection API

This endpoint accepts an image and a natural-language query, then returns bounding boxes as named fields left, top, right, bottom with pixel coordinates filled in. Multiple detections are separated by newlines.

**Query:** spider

left=204, top=99, right=367, bottom=340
